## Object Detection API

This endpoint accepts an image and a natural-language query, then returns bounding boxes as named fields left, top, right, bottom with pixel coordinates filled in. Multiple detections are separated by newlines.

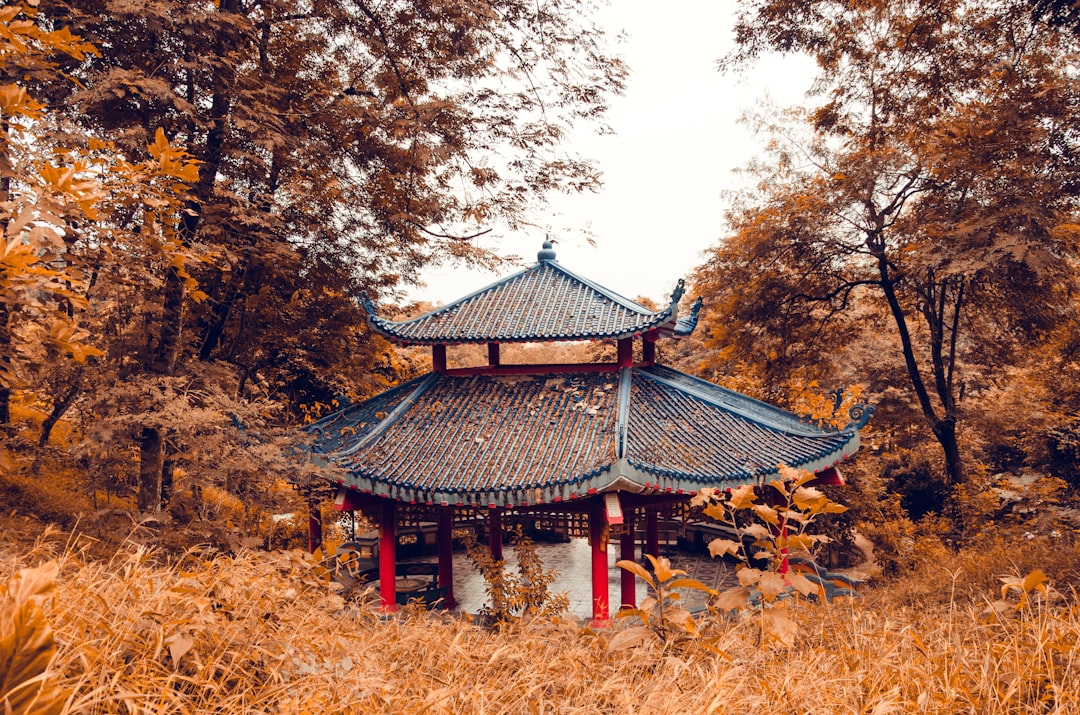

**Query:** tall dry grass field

left=3, top=530, right=1080, bottom=714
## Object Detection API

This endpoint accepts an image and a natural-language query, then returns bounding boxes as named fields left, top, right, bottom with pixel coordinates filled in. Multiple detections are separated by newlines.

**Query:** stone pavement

left=408, top=539, right=738, bottom=617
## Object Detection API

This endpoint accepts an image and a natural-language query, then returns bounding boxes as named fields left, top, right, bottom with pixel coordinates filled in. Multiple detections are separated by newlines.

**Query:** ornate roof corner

left=670, top=278, right=686, bottom=305
left=673, top=296, right=704, bottom=337
left=844, top=404, right=876, bottom=432
left=359, top=292, right=377, bottom=317
left=360, top=293, right=402, bottom=337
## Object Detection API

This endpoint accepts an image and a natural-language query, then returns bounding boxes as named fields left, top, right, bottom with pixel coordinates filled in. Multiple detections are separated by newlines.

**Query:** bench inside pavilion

left=303, top=241, right=872, bottom=622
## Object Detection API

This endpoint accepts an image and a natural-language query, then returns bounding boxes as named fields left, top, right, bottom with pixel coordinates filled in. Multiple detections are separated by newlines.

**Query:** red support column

left=642, top=338, right=655, bottom=365
left=645, top=509, right=660, bottom=559
left=488, top=509, right=503, bottom=561
left=437, top=510, right=457, bottom=608
left=487, top=342, right=501, bottom=367
left=590, top=501, right=610, bottom=625
left=379, top=500, right=398, bottom=612
left=619, top=511, right=636, bottom=610
left=617, top=337, right=633, bottom=368
left=432, top=344, right=447, bottom=372
left=307, top=498, right=322, bottom=554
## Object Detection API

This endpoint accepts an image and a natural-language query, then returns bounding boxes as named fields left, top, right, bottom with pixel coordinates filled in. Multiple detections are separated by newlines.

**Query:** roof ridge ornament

left=845, top=404, right=876, bottom=432
left=671, top=278, right=685, bottom=304
left=538, top=237, right=557, bottom=262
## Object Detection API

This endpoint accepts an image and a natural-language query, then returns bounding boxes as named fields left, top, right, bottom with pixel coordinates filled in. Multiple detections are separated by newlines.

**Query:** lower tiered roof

left=307, top=365, right=871, bottom=508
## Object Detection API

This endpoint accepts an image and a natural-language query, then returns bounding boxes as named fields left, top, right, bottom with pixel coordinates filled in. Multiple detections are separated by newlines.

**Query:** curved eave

left=322, top=431, right=859, bottom=510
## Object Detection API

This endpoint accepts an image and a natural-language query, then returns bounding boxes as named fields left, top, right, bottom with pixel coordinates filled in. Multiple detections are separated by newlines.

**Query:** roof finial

left=538, top=235, right=557, bottom=262
left=671, top=278, right=686, bottom=304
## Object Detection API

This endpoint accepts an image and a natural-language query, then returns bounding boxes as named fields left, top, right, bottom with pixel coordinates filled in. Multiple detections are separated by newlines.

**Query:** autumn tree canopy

left=5, top=0, right=626, bottom=512
left=696, top=0, right=1080, bottom=485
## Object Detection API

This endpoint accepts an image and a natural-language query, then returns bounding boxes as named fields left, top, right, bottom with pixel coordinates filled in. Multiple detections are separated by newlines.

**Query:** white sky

left=409, top=0, right=816, bottom=306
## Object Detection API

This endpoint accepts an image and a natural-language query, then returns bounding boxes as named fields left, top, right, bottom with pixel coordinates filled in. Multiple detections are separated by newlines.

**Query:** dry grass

left=4, top=529, right=1080, bottom=714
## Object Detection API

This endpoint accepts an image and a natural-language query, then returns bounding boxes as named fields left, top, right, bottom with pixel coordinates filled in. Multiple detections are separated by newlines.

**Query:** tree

left=32, top=0, right=626, bottom=510
left=699, top=0, right=1080, bottom=485
left=0, top=2, right=100, bottom=426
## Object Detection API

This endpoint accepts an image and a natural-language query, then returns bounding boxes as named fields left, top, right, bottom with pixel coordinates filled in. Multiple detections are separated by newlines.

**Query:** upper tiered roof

left=363, top=241, right=702, bottom=345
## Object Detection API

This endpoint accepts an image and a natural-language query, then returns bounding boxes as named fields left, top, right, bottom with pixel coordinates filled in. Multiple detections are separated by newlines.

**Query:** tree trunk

left=137, top=427, right=164, bottom=513
left=38, top=368, right=84, bottom=448
left=874, top=243, right=966, bottom=484
left=198, top=264, right=246, bottom=361
left=161, top=458, right=175, bottom=506
left=137, top=266, right=185, bottom=512
left=932, top=417, right=964, bottom=488
left=136, top=0, right=240, bottom=512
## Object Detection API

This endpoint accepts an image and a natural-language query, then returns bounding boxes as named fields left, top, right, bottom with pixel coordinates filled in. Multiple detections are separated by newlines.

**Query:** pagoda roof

left=306, top=365, right=872, bottom=508
left=363, top=242, right=699, bottom=345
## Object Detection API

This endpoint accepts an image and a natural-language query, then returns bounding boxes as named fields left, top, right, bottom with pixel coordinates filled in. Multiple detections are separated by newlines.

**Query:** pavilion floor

left=399, top=539, right=740, bottom=618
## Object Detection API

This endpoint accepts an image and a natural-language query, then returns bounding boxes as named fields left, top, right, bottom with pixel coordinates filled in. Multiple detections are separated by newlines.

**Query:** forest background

left=3, top=0, right=1080, bottom=711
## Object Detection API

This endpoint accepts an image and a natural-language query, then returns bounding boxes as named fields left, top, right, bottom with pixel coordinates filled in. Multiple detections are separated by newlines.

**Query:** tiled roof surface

left=307, top=377, right=423, bottom=454
left=308, top=366, right=865, bottom=507
left=365, top=260, right=685, bottom=345
left=625, top=367, right=854, bottom=482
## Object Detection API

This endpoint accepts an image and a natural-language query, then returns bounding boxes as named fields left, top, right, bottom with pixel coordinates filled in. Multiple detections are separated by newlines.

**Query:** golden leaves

left=760, top=607, right=797, bottom=647
left=707, top=538, right=740, bottom=559
left=613, top=555, right=714, bottom=653
left=615, top=559, right=654, bottom=590
left=0, top=561, right=66, bottom=715
left=999, top=570, right=1049, bottom=610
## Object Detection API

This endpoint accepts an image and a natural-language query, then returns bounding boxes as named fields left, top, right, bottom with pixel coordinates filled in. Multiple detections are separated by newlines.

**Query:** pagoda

left=304, top=241, right=872, bottom=622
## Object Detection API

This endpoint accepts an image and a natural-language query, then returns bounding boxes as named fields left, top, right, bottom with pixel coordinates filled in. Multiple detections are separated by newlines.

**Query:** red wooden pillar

left=645, top=509, right=659, bottom=559
left=432, top=344, right=447, bottom=372
left=617, top=337, right=633, bottom=367
left=437, top=510, right=456, bottom=608
left=619, top=510, right=636, bottom=609
left=379, top=500, right=398, bottom=612
left=642, top=338, right=655, bottom=364
left=488, top=509, right=503, bottom=561
left=487, top=342, right=501, bottom=367
left=307, top=499, right=322, bottom=553
left=590, top=501, right=610, bottom=625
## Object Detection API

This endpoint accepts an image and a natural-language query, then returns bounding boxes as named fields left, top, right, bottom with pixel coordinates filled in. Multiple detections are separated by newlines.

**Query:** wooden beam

left=645, top=510, right=659, bottom=560
left=446, top=362, right=621, bottom=377
left=307, top=499, right=322, bottom=553
left=488, top=509, right=503, bottom=561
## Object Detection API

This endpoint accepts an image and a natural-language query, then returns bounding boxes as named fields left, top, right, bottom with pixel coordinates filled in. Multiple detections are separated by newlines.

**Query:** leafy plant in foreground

left=0, top=561, right=66, bottom=715
left=698, top=465, right=852, bottom=645
left=610, top=554, right=720, bottom=653
left=462, top=527, right=568, bottom=626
